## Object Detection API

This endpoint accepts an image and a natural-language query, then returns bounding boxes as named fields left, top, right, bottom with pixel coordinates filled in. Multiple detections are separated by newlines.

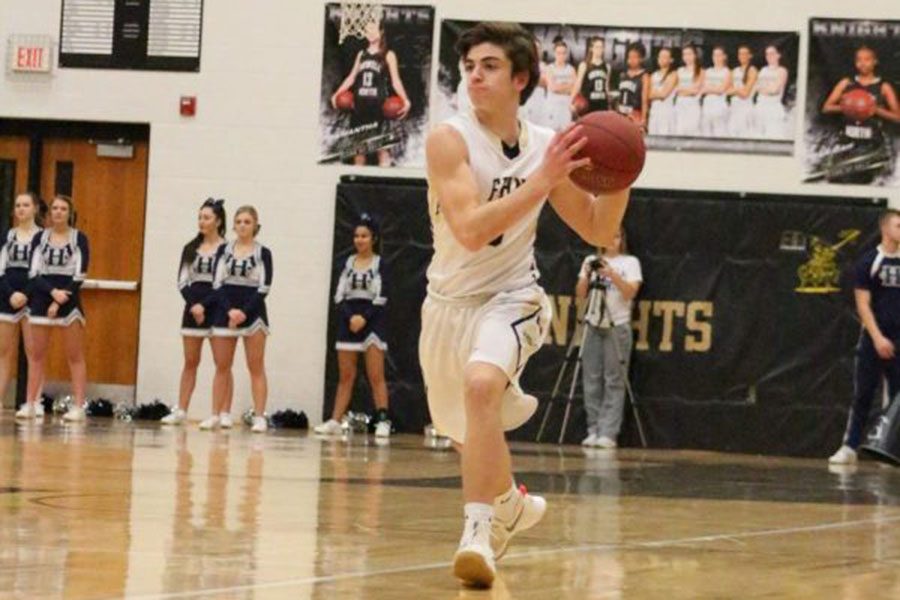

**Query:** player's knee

left=339, top=366, right=357, bottom=384
left=463, top=372, right=503, bottom=410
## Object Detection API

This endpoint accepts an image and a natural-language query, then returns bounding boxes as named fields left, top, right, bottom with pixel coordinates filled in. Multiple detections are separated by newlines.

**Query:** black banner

left=325, top=176, right=886, bottom=457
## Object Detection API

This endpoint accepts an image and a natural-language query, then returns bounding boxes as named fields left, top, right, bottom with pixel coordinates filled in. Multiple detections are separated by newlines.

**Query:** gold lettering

left=685, top=301, right=713, bottom=352
left=653, top=301, right=685, bottom=352
left=633, top=300, right=652, bottom=351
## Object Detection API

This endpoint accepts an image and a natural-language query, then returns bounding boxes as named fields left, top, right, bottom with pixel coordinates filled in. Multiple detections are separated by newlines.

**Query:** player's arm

left=331, top=51, right=363, bottom=108
left=548, top=179, right=630, bottom=249
left=856, top=288, right=894, bottom=358
left=822, top=78, right=851, bottom=114
left=737, top=66, right=758, bottom=99
left=570, top=62, right=586, bottom=102
left=762, top=67, right=787, bottom=96
left=426, top=124, right=589, bottom=252
left=385, top=50, right=412, bottom=118
left=875, top=82, right=900, bottom=123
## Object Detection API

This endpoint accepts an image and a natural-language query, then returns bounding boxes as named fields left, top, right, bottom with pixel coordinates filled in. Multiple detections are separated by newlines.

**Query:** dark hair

left=51, top=194, right=76, bottom=226
left=355, top=212, right=382, bottom=254
left=627, top=41, right=646, bottom=60
left=181, top=198, right=227, bottom=268
left=736, top=44, right=753, bottom=83
left=682, top=44, right=701, bottom=81
left=656, top=46, right=674, bottom=79
left=455, top=22, right=540, bottom=105
left=879, top=209, right=900, bottom=226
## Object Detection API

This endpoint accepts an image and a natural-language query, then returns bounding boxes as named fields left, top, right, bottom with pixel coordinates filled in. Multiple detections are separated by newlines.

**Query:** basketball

left=840, top=88, right=876, bottom=121
left=335, top=89, right=355, bottom=112
left=572, top=94, right=589, bottom=116
left=570, top=111, right=646, bottom=194
left=382, top=95, right=405, bottom=120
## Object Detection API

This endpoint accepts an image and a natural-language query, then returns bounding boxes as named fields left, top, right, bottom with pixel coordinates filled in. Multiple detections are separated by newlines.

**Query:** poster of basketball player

left=804, top=18, right=900, bottom=187
left=319, top=4, right=434, bottom=167
left=437, top=20, right=799, bottom=155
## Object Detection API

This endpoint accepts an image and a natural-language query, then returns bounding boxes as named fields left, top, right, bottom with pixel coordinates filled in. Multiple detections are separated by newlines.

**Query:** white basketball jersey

left=676, top=67, right=700, bottom=105
left=426, top=112, right=554, bottom=299
left=650, top=70, right=675, bottom=107
left=705, top=67, right=728, bottom=91
left=756, top=66, right=783, bottom=104
left=731, top=67, right=752, bottom=107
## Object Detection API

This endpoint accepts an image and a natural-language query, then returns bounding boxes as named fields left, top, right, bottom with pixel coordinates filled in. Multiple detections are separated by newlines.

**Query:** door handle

left=81, top=279, right=139, bottom=291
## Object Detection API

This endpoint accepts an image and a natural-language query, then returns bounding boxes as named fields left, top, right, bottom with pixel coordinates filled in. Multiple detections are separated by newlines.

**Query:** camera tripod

left=536, top=285, right=647, bottom=447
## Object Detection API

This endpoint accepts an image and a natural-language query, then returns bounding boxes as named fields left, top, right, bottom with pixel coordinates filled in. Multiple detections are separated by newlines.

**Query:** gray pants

left=581, top=323, right=633, bottom=439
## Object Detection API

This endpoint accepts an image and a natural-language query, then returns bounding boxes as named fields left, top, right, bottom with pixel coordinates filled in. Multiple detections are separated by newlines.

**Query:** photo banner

left=436, top=20, right=799, bottom=155
left=325, top=176, right=885, bottom=457
left=803, top=18, right=900, bottom=186
left=318, top=4, right=434, bottom=167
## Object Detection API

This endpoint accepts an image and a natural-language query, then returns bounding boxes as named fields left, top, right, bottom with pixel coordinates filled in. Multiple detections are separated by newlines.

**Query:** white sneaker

left=160, top=408, right=186, bottom=425
left=581, top=433, right=598, bottom=447
left=63, top=406, right=86, bottom=422
left=34, top=402, right=44, bottom=418
left=198, top=415, right=220, bottom=430
left=500, top=383, right=538, bottom=431
left=491, top=486, right=547, bottom=560
left=15, top=403, right=36, bottom=420
left=219, top=413, right=233, bottom=429
left=375, top=420, right=392, bottom=438
left=250, top=416, right=267, bottom=433
left=829, top=445, right=858, bottom=465
left=594, top=436, right=617, bottom=449
left=453, top=540, right=496, bottom=588
left=314, top=419, right=343, bottom=435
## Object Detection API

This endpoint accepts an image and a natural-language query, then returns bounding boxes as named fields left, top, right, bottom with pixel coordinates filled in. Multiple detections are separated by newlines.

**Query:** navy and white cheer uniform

left=842, top=246, right=900, bottom=449
left=0, top=227, right=42, bottom=322
left=28, top=228, right=89, bottom=326
left=210, top=241, right=273, bottom=337
left=334, top=254, right=388, bottom=352
left=178, top=242, right=224, bottom=336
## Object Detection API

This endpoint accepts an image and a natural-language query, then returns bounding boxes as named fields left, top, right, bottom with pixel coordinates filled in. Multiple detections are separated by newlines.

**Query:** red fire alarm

left=180, top=96, right=196, bottom=117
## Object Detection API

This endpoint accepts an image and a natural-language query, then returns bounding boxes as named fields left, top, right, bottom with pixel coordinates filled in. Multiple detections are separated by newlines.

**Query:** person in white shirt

left=754, top=44, right=789, bottom=139
left=727, top=44, right=758, bottom=138
left=575, top=228, right=642, bottom=449
left=701, top=46, right=732, bottom=137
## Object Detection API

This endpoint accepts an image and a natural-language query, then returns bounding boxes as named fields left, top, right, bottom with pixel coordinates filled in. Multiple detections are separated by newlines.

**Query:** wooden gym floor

left=2, top=413, right=900, bottom=599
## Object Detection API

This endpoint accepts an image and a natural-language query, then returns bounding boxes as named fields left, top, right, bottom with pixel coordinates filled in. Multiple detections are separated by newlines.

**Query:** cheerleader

left=25, top=195, right=89, bottom=422
left=520, top=39, right=548, bottom=127
left=543, top=40, right=576, bottom=131
left=572, top=37, right=611, bottom=114
left=6, top=193, right=43, bottom=419
left=315, top=215, right=391, bottom=438
left=727, top=45, right=759, bottom=138
left=204, top=206, right=272, bottom=433
left=616, top=42, right=650, bottom=130
left=161, top=198, right=231, bottom=426
left=675, top=44, right=704, bottom=136
left=754, top=45, right=789, bottom=139
left=648, top=47, right=677, bottom=136
left=701, top=46, right=732, bottom=137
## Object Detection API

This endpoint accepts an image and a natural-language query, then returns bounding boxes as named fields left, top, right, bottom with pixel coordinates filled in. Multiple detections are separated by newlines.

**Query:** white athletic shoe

left=160, top=408, right=186, bottom=425
left=829, top=445, right=858, bottom=465
left=375, top=420, right=392, bottom=438
left=250, top=416, right=267, bottom=433
left=594, top=436, right=617, bottom=449
left=453, top=539, right=496, bottom=588
left=15, top=403, right=36, bottom=420
left=219, top=413, right=233, bottom=429
left=34, top=402, right=44, bottom=418
left=500, top=384, right=538, bottom=432
left=198, top=415, right=220, bottom=430
left=63, top=406, right=86, bottom=422
left=314, top=419, right=343, bottom=436
left=491, top=485, right=547, bottom=560
left=581, top=433, right=598, bottom=447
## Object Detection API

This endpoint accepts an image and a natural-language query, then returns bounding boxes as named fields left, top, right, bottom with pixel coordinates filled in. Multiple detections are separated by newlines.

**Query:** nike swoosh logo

left=503, top=505, right=525, bottom=533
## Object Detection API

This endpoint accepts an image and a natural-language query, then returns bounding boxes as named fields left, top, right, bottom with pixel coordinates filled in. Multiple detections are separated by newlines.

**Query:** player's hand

left=398, top=99, right=411, bottom=119
left=537, top=124, right=591, bottom=191
left=190, top=303, right=205, bottom=325
left=9, top=292, right=27, bottom=310
left=875, top=336, right=896, bottom=360
left=51, top=289, right=71, bottom=305
left=228, top=309, right=246, bottom=329
left=330, top=93, right=338, bottom=110
left=349, top=315, right=367, bottom=333
left=48, top=302, right=59, bottom=319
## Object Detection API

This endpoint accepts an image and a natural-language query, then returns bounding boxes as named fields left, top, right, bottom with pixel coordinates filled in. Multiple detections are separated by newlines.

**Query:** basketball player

left=674, top=44, right=704, bottom=136
left=572, top=37, right=611, bottom=115
left=727, top=45, right=758, bottom=138
left=543, top=40, right=576, bottom=131
left=648, top=47, right=677, bottom=136
left=754, top=45, right=788, bottom=139
left=615, top=42, right=650, bottom=130
left=830, top=209, right=900, bottom=465
left=25, top=195, right=89, bottom=422
left=701, top=46, right=732, bottom=137
left=204, top=207, right=272, bottom=433
left=330, top=20, right=412, bottom=167
left=6, top=193, right=43, bottom=419
left=422, top=22, right=631, bottom=587
left=162, top=198, right=232, bottom=426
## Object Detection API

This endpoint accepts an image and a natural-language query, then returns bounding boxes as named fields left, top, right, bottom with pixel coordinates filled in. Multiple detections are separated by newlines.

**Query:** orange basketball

left=572, top=94, right=589, bottom=116
left=840, top=88, right=876, bottom=122
left=570, top=111, right=646, bottom=194
left=382, top=95, right=405, bottom=120
left=335, top=89, right=355, bottom=112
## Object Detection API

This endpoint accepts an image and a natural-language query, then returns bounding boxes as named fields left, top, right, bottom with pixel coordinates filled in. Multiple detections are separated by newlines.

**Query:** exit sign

left=7, top=35, right=53, bottom=73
